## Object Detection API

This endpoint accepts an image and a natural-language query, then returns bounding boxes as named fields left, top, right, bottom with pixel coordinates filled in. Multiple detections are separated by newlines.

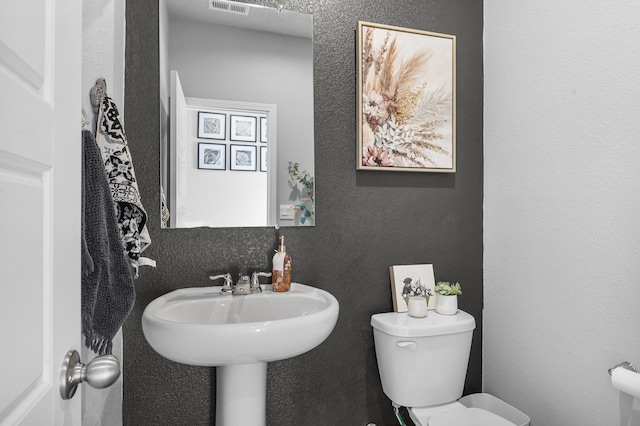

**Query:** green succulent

left=435, top=281, right=462, bottom=296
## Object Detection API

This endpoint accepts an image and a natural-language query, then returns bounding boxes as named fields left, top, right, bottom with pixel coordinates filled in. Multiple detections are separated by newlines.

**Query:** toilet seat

left=428, top=407, right=516, bottom=426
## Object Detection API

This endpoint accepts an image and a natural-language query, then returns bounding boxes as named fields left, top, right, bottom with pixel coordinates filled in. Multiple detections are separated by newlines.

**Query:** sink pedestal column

left=216, top=362, right=267, bottom=426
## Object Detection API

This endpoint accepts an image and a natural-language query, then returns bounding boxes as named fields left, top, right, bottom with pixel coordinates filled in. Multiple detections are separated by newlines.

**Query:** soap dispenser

left=272, top=236, right=292, bottom=292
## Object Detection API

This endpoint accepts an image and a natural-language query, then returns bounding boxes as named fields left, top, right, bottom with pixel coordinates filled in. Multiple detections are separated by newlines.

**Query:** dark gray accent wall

left=124, top=1, right=483, bottom=425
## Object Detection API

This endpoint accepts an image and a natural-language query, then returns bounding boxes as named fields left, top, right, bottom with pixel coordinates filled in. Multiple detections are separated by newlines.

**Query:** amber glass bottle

left=272, top=236, right=292, bottom=292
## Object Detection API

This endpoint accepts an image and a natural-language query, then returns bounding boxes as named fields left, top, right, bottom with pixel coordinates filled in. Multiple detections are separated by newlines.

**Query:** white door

left=0, top=1, right=82, bottom=424
left=170, top=70, right=188, bottom=227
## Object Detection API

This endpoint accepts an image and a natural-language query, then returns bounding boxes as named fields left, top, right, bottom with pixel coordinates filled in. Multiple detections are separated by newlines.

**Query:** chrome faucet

left=209, top=272, right=271, bottom=296
left=251, top=272, right=272, bottom=293
left=208, top=273, right=233, bottom=295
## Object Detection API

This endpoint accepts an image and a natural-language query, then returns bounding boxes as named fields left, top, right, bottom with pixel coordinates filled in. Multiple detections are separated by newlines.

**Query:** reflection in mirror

left=159, top=0, right=314, bottom=228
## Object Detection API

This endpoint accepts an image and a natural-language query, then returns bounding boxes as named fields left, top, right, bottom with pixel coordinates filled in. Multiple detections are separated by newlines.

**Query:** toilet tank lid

left=371, top=310, right=475, bottom=337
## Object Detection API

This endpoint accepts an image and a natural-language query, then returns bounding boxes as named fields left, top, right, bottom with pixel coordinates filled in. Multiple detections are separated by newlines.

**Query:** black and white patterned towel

left=96, top=96, right=154, bottom=276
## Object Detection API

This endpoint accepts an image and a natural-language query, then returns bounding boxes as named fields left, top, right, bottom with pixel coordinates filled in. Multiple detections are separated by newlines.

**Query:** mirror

left=159, top=0, right=314, bottom=228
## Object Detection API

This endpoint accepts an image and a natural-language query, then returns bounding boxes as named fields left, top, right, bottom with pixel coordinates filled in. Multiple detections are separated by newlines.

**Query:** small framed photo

left=230, top=144, right=257, bottom=171
left=197, top=112, right=225, bottom=140
left=260, top=146, right=267, bottom=172
left=260, top=117, right=267, bottom=143
left=198, top=143, right=226, bottom=170
left=230, top=115, right=257, bottom=142
left=389, top=264, right=436, bottom=312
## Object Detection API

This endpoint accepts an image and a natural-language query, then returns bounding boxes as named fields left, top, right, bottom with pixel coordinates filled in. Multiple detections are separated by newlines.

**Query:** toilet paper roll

left=612, top=367, right=640, bottom=398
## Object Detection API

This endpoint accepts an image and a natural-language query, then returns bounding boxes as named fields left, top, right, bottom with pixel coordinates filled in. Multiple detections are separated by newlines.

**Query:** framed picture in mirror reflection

left=260, top=117, right=267, bottom=143
left=197, top=112, right=225, bottom=140
left=260, top=146, right=267, bottom=172
left=230, top=144, right=257, bottom=171
left=198, top=143, right=226, bottom=170
left=230, top=115, right=257, bottom=142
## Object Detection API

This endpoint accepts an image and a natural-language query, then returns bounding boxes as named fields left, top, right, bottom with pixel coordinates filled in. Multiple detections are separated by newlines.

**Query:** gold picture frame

left=357, top=21, right=456, bottom=173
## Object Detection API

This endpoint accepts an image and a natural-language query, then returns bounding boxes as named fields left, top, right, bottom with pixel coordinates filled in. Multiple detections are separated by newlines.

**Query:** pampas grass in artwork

left=357, top=21, right=456, bottom=172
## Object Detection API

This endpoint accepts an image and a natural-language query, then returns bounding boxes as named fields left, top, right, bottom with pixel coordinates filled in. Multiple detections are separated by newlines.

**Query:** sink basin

left=142, top=282, right=339, bottom=426
left=142, top=282, right=339, bottom=366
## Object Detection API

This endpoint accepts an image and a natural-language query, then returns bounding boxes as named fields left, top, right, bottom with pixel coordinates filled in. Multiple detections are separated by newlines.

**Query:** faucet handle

left=251, top=272, right=272, bottom=292
left=209, top=273, right=233, bottom=295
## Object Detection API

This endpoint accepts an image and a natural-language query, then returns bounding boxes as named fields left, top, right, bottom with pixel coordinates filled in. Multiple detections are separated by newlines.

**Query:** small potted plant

left=434, top=281, right=462, bottom=315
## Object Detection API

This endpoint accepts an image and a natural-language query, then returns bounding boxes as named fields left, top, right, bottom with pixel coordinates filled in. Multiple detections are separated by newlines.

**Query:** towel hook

left=90, top=78, right=107, bottom=111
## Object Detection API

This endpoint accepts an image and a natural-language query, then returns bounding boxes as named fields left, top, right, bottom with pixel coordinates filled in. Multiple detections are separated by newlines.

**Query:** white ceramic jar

left=407, top=296, right=428, bottom=318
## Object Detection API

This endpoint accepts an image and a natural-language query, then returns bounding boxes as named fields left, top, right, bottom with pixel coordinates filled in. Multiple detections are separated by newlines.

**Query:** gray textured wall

left=124, top=1, right=483, bottom=424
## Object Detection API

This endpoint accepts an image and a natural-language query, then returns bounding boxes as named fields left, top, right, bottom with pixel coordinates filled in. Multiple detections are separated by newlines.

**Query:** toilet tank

left=371, top=310, right=475, bottom=408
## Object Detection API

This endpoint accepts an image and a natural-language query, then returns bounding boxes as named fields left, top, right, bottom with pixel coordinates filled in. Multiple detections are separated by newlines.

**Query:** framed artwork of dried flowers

left=357, top=21, right=456, bottom=172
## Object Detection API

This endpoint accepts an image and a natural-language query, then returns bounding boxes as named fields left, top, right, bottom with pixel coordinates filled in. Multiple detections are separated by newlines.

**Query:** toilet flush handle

left=396, top=341, right=418, bottom=351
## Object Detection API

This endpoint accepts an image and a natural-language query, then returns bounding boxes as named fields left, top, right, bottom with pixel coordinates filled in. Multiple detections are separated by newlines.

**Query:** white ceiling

left=165, top=0, right=312, bottom=39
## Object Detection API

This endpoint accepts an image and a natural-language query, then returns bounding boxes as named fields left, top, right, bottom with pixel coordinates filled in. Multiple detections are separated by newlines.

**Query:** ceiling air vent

left=209, top=0, right=250, bottom=16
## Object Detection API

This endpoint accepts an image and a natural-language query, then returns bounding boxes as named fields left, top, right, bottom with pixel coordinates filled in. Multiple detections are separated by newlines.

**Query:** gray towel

left=81, top=129, right=135, bottom=355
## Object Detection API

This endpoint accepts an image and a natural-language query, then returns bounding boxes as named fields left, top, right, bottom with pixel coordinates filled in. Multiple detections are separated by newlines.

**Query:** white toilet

left=371, top=310, right=517, bottom=426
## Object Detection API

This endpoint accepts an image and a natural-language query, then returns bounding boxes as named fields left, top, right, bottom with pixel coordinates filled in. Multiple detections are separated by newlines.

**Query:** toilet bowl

left=371, top=310, right=519, bottom=426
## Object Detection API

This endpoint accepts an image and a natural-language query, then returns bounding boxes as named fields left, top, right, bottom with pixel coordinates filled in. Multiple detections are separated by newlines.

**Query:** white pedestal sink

left=142, top=283, right=339, bottom=426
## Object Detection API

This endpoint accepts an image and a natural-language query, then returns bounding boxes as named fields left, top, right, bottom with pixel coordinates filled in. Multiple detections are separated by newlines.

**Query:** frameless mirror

left=159, top=0, right=314, bottom=228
